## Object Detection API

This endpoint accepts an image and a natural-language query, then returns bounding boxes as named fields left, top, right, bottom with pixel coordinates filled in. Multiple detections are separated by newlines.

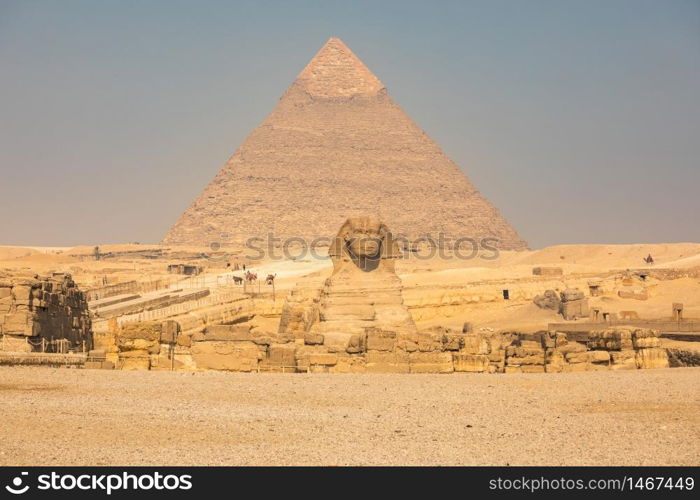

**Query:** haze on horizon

left=1, top=0, right=698, bottom=249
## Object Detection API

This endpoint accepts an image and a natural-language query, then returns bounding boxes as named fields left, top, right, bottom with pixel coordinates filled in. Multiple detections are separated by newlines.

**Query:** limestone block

left=554, top=341, right=587, bottom=354
left=632, top=329, right=660, bottom=349
left=635, top=348, right=669, bottom=369
left=2, top=312, right=32, bottom=336
left=560, top=289, right=585, bottom=301
left=304, top=333, right=324, bottom=345
left=507, top=353, right=545, bottom=366
left=504, top=366, right=522, bottom=374
left=322, top=332, right=355, bottom=353
left=120, top=357, right=151, bottom=370
left=506, top=346, right=544, bottom=358
left=589, top=329, right=633, bottom=351
left=330, top=355, right=366, bottom=373
left=346, top=334, right=365, bottom=354
left=560, top=299, right=590, bottom=320
left=365, top=351, right=409, bottom=373
left=191, top=340, right=262, bottom=371
left=565, top=351, right=610, bottom=364
left=119, top=338, right=160, bottom=354
left=295, top=345, right=330, bottom=371
left=120, top=322, right=161, bottom=342
left=589, top=351, right=611, bottom=364
left=118, top=350, right=151, bottom=370
left=462, top=334, right=490, bottom=355
left=177, top=333, right=192, bottom=347
left=88, top=349, right=107, bottom=359
left=0, top=296, right=11, bottom=314
left=610, top=350, right=637, bottom=370
left=267, top=344, right=297, bottom=367
left=518, top=339, right=543, bottom=350
left=442, top=333, right=464, bottom=351
left=396, top=333, right=419, bottom=352
left=545, top=351, right=566, bottom=373
left=308, top=352, right=338, bottom=366
left=521, top=365, right=545, bottom=373
left=409, top=352, right=453, bottom=373
left=11, top=285, right=32, bottom=305
left=417, top=332, right=443, bottom=352
left=0, top=288, right=11, bottom=299
left=366, top=328, right=396, bottom=351
left=453, top=353, right=489, bottom=372
left=487, top=349, right=505, bottom=362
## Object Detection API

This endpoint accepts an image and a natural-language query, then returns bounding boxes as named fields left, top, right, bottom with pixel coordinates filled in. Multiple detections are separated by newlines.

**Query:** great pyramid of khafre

left=163, top=37, right=528, bottom=250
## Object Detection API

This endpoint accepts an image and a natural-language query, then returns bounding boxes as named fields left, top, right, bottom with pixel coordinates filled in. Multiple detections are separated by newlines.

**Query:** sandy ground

left=0, top=367, right=698, bottom=466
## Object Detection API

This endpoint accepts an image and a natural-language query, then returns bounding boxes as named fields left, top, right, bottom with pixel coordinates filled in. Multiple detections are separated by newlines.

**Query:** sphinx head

left=329, top=216, right=399, bottom=273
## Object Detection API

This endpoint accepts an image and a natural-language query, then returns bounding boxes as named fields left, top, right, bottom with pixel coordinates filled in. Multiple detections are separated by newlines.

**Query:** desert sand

left=0, top=366, right=698, bottom=466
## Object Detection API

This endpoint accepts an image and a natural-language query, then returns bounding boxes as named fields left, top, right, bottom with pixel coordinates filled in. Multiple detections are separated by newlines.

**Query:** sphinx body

left=304, top=217, right=417, bottom=352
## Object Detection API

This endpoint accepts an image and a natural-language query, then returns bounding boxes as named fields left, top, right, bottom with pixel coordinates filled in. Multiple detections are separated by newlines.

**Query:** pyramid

left=163, top=38, right=528, bottom=250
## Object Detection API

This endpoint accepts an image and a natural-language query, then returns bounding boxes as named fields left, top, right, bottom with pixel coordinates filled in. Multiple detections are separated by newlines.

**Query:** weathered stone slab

left=365, top=351, right=409, bottom=373
left=453, top=353, right=488, bottom=372
left=635, top=348, right=669, bottom=369
left=409, top=352, right=453, bottom=373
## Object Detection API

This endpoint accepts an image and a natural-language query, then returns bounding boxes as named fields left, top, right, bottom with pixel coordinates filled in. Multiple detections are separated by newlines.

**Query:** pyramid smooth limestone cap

left=295, top=37, right=386, bottom=98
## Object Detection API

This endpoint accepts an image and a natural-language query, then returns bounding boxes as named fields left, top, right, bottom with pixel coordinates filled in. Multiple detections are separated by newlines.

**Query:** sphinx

left=277, top=217, right=418, bottom=358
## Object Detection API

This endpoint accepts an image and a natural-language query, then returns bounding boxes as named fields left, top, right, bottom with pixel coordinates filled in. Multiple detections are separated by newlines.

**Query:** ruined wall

left=86, top=279, right=172, bottom=301
left=103, top=322, right=668, bottom=373
left=0, top=274, right=92, bottom=353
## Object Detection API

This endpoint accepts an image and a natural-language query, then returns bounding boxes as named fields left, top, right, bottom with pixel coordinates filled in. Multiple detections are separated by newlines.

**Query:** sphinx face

left=346, top=234, right=382, bottom=259
left=330, top=217, right=396, bottom=274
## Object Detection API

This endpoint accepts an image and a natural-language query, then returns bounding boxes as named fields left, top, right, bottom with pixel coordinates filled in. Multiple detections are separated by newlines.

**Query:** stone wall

left=0, top=274, right=92, bottom=353
left=104, top=322, right=668, bottom=373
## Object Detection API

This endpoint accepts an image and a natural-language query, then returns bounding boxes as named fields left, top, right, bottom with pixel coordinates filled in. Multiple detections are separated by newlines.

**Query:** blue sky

left=1, top=0, right=698, bottom=247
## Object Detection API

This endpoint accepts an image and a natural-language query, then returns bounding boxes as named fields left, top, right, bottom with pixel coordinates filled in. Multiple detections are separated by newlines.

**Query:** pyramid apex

left=295, top=37, right=385, bottom=99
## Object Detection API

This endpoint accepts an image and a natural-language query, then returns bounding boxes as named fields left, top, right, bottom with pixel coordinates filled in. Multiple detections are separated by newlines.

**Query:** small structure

left=532, top=267, right=563, bottom=276
left=559, top=288, right=589, bottom=320
left=167, top=264, right=202, bottom=276
left=673, top=303, right=683, bottom=321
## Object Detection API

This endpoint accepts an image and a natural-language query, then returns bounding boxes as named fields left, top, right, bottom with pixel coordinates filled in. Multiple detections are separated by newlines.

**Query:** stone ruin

left=559, top=288, right=590, bottom=320
left=105, top=320, right=669, bottom=373
left=532, top=267, right=563, bottom=276
left=98, top=217, right=669, bottom=373
left=533, top=288, right=590, bottom=320
left=0, top=274, right=92, bottom=354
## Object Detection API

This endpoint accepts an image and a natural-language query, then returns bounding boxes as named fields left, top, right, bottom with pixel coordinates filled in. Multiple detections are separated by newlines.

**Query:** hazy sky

left=1, top=0, right=698, bottom=248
